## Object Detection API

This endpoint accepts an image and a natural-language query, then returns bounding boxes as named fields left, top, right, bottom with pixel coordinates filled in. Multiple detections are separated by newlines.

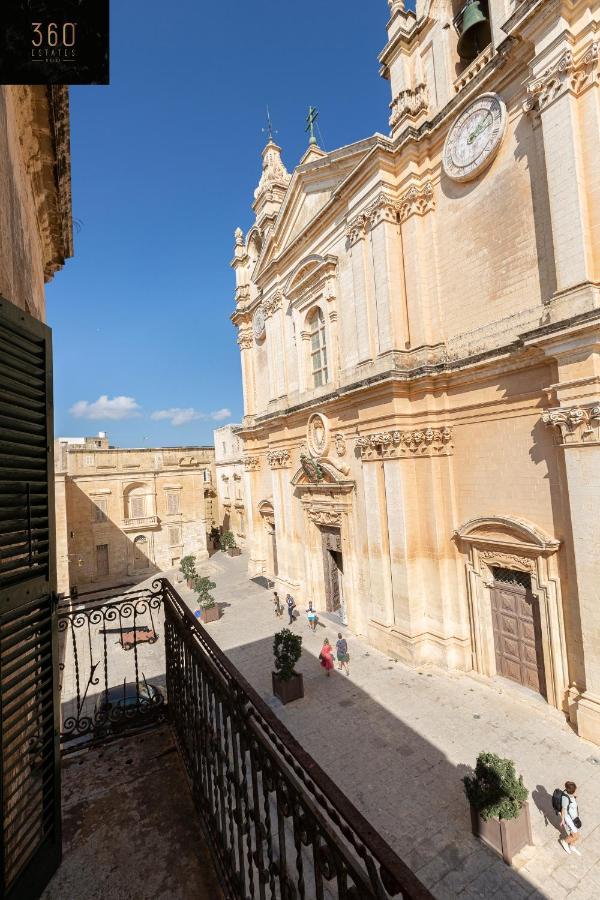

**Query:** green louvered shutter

left=0, top=297, right=61, bottom=900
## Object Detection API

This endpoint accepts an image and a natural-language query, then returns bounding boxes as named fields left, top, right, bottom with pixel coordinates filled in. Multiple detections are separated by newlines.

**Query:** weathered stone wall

left=0, top=86, right=72, bottom=320
left=56, top=447, right=216, bottom=591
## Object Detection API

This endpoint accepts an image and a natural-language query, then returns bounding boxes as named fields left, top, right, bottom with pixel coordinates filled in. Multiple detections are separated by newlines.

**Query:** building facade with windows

left=232, top=0, right=600, bottom=745
left=54, top=439, right=216, bottom=592
left=213, top=424, right=247, bottom=547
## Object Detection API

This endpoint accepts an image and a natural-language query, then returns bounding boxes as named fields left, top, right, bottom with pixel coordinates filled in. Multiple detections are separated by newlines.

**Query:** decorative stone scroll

left=243, top=455, right=261, bottom=471
left=306, top=507, right=342, bottom=528
left=333, top=433, right=346, bottom=457
left=542, top=403, right=600, bottom=446
left=397, top=182, right=434, bottom=222
left=389, top=83, right=428, bottom=129
left=267, top=448, right=291, bottom=469
left=478, top=549, right=536, bottom=573
left=523, top=43, right=599, bottom=114
left=237, top=329, right=253, bottom=350
left=263, top=290, right=282, bottom=317
left=356, top=426, right=453, bottom=459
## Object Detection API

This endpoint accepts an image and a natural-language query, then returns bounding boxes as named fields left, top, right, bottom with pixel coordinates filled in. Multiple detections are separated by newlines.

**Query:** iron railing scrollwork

left=57, top=584, right=166, bottom=747
left=160, top=577, right=432, bottom=900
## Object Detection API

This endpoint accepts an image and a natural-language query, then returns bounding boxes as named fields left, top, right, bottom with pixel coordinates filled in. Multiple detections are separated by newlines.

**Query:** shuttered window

left=0, top=298, right=60, bottom=900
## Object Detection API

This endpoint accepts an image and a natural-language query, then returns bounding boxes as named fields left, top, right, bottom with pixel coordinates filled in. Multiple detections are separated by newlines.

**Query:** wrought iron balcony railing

left=57, top=578, right=433, bottom=900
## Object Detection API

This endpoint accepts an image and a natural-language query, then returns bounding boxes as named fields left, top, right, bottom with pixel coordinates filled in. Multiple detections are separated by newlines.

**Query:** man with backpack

left=552, top=781, right=582, bottom=855
left=286, top=594, right=296, bottom=625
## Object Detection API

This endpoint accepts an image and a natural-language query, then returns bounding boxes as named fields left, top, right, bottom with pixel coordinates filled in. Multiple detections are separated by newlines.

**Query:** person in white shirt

left=560, top=781, right=581, bottom=856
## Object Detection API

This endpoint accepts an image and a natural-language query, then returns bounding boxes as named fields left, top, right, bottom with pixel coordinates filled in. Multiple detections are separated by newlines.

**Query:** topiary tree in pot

left=272, top=628, right=303, bottom=704
left=194, top=575, right=220, bottom=624
left=463, top=751, right=531, bottom=864
left=180, top=555, right=197, bottom=589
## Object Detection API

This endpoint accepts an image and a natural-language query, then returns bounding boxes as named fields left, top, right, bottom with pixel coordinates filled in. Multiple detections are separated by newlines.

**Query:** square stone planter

left=470, top=802, right=532, bottom=865
left=272, top=672, right=304, bottom=705
left=200, top=605, right=221, bottom=624
left=228, top=548, right=242, bottom=557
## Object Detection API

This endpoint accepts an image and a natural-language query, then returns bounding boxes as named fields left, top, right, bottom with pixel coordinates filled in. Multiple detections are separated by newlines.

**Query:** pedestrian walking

left=319, top=638, right=335, bottom=676
left=306, top=601, right=318, bottom=631
left=336, top=632, right=350, bottom=675
left=286, top=594, right=296, bottom=625
left=273, top=591, right=283, bottom=618
left=553, top=781, right=582, bottom=855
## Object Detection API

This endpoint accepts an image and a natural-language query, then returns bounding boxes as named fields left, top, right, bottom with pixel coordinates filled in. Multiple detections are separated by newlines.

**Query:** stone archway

left=454, top=516, right=568, bottom=711
left=291, top=458, right=355, bottom=627
left=257, top=500, right=277, bottom=580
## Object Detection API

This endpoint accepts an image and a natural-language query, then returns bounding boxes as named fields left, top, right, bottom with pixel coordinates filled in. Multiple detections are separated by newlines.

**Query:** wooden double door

left=490, top=568, right=546, bottom=698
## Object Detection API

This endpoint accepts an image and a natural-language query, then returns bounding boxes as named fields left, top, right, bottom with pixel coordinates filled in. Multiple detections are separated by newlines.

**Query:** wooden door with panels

left=490, top=567, right=546, bottom=698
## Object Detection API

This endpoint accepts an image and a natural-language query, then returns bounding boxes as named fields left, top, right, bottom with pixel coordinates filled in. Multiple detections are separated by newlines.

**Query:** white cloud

left=150, top=407, right=232, bottom=427
left=70, top=395, right=141, bottom=420
left=210, top=407, right=231, bottom=421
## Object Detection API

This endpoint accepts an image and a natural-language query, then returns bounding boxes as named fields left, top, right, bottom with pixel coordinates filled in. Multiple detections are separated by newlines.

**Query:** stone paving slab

left=181, top=552, right=600, bottom=899
left=42, top=726, right=223, bottom=900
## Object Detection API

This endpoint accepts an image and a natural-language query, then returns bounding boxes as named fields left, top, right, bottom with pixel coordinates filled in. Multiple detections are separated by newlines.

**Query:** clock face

left=443, top=93, right=507, bottom=183
left=252, top=307, right=265, bottom=340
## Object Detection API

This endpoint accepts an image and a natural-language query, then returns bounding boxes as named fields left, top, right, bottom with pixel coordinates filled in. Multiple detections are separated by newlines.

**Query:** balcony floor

left=42, top=725, right=223, bottom=900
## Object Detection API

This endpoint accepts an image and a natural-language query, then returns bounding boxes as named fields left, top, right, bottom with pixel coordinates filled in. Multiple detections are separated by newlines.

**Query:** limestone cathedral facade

left=231, top=0, right=600, bottom=745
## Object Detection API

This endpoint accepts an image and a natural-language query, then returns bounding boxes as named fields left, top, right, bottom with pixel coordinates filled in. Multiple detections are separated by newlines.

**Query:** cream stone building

left=231, top=0, right=600, bottom=745
left=54, top=438, right=216, bottom=592
left=214, top=424, right=248, bottom=547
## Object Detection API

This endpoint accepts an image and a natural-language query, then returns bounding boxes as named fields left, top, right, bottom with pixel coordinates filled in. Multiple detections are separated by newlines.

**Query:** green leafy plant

left=180, top=555, right=197, bottom=581
left=463, top=752, right=528, bottom=821
left=220, top=530, right=236, bottom=551
left=194, top=575, right=217, bottom=609
left=273, top=629, right=302, bottom=682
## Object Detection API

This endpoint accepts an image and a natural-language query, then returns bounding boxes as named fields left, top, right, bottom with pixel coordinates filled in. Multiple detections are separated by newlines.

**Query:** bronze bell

left=457, top=1, right=491, bottom=62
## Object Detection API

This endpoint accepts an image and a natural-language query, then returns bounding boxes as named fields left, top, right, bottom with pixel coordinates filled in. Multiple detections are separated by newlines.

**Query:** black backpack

left=552, top=788, right=566, bottom=814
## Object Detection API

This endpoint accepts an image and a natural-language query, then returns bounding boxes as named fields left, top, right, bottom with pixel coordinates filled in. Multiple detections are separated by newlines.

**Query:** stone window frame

left=306, top=305, right=329, bottom=389
left=454, top=515, right=568, bottom=712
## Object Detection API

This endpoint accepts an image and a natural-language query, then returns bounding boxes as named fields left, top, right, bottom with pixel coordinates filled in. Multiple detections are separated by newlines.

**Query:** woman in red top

left=319, top=638, right=335, bottom=676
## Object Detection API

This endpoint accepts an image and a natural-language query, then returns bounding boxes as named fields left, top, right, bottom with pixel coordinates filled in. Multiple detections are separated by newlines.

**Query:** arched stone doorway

left=257, top=500, right=277, bottom=581
left=290, top=459, right=355, bottom=627
left=454, top=516, right=567, bottom=711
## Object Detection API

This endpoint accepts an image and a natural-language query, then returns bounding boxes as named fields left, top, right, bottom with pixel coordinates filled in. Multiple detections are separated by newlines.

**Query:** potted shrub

left=195, top=575, right=220, bottom=624
left=463, top=752, right=532, bottom=865
left=272, top=628, right=303, bottom=704
left=180, top=555, right=197, bottom=589
left=220, top=530, right=241, bottom=556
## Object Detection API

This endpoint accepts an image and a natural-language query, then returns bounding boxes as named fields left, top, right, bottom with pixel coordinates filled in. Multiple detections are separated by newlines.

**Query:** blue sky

left=46, top=0, right=394, bottom=447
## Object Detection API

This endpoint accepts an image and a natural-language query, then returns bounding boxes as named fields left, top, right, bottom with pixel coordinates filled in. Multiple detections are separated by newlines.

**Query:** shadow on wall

left=64, top=482, right=160, bottom=591
left=220, top=632, right=548, bottom=898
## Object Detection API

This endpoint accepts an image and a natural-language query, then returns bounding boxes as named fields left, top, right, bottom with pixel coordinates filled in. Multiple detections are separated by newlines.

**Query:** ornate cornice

left=389, top=82, right=428, bottom=129
left=542, top=402, right=600, bottom=446
left=263, top=290, right=282, bottom=317
left=243, top=455, right=261, bottom=471
left=267, top=448, right=291, bottom=468
left=237, top=329, right=253, bottom=350
left=524, top=42, right=599, bottom=114
left=397, top=182, right=434, bottom=222
left=357, top=426, right=453, bottom=459
left=346, top=181, right=434, bottom=243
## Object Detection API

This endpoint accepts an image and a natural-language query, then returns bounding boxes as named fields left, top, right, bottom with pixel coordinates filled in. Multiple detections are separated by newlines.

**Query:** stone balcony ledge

left=122, top=514, right=159, bottom=531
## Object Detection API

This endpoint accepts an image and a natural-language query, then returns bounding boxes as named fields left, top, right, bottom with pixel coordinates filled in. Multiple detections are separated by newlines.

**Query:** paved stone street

left=178, top=552, right=600, bottom=900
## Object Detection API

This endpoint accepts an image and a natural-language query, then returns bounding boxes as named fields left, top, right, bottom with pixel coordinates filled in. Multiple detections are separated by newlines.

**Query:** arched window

left=308, top=307, right=328, bottom=388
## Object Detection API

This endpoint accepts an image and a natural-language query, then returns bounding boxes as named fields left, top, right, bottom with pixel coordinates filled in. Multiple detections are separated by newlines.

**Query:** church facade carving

left=230, top=1, right=600, bottom=746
